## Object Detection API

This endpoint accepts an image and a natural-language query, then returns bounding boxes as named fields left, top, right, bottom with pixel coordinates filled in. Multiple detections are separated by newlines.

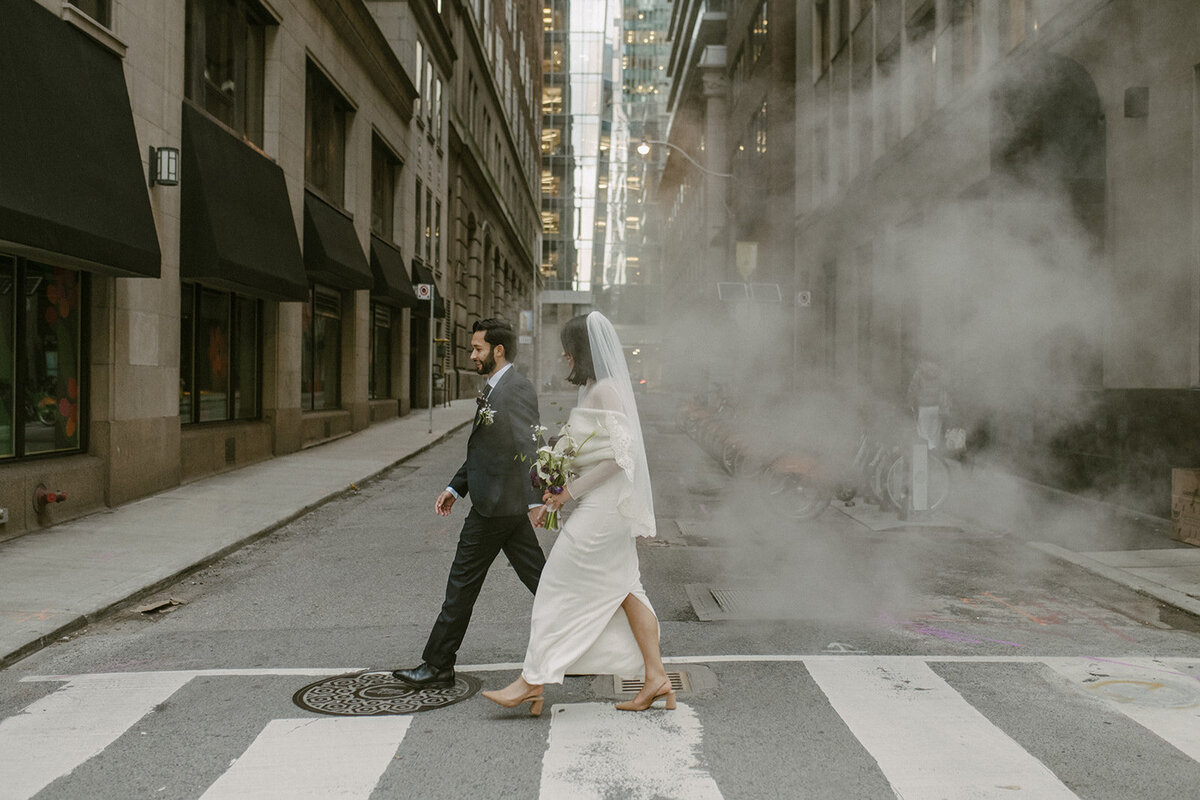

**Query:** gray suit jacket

left=448, top=366, right=542, bottom=517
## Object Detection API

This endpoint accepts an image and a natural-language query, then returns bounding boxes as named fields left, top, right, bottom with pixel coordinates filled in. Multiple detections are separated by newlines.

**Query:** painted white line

left=806, top=657, right=1080, bottom=799
left=540, top=702, right=723, bottom=800
left=0, top=672, right=193, bottom=800
left=20, top=655, right=1200, bottom=683
left=21, top=668, right=363, bottom=682
left=198, top=716, right=411, bottom=799
left=1044, top=657, right=1200, bottom=761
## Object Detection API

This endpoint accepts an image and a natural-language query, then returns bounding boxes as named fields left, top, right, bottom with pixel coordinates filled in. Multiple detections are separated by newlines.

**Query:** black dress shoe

left=392, top=662, right=455, bottom=688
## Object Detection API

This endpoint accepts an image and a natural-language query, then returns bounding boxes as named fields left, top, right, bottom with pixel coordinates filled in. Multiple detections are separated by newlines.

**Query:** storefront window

left=369, top=303, right=391, bottom=400
left=0, top=257, right=85, bottom=460
left=302, top=284, right=342, bottom=411
left=0, top=257, right=15, bottom=458
left=232, top=295, right=259, bottom=419
left=179, top=283, right=261, bottom=424
left=180, top=284, right=194, bottom=420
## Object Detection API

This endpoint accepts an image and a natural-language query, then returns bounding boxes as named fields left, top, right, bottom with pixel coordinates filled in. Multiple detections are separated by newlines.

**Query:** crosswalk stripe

left=0, top=672, right=193, bottom=800
left=198, top=716, right=411, bottom=799
left=806, top=657, right=1080, bottom=799
left=540, top=702, right=723, bottom=800
left=1044, top=657, right=1200, bottom=761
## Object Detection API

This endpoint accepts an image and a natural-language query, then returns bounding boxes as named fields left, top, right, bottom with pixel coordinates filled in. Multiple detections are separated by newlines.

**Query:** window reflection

left=0, top=257, right=14, bottom=458
left=302, top=285, right=342, bottom=411
left=22, top=263, right=83, bottom=456
left=370, top=304, right=391, bottom=400
left=179, top=284, right=261, bottom=424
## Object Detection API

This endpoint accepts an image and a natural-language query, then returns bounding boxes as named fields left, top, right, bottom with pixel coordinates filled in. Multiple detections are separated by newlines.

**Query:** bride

left=481, top=311, right=671, bottom=715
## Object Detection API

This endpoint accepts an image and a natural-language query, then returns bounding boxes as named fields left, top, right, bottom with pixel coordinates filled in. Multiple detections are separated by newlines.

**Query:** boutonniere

left=476, top=392, right=495, bottom=426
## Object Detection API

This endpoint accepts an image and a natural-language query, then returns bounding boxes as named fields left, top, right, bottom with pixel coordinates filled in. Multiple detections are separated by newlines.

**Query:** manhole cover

left=293, top=671, right=482, bottom=716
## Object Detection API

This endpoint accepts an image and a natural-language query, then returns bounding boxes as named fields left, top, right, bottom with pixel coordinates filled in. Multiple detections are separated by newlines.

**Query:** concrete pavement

left=0, top=400, right=476, bottom=668
left=2, top=396, right=1199, bottom=669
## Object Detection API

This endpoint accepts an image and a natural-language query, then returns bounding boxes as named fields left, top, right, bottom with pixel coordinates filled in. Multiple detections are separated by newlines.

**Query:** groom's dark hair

left=473, top=317, right=518, bottom=361
left=561, top=315, right=595, bottom=386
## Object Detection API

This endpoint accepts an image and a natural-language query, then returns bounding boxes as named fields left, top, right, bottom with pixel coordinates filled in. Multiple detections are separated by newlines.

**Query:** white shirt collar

left=487, top=363, right=513, bottom=389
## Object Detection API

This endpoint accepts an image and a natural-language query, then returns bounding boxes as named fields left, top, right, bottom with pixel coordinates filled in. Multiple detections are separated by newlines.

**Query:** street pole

left=428, top=294, right=434, bottom=434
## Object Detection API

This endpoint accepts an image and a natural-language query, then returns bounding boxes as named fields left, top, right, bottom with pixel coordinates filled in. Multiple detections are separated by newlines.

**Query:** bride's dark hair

left=560, top=314, right=596, bottom=386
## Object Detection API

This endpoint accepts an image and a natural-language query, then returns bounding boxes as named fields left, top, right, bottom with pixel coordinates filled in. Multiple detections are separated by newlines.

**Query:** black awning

left=411, top=260, right=447, bottom=318
left=369, top=235, right=419, bottom=309
left=303, top=191, right=373, bottom=291
left=0, top=0, right=160, bottom=277
left=180, top=104, right=308, bottom=302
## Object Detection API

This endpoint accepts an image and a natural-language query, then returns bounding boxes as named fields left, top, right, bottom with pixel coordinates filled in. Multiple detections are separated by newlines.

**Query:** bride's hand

left=542, top=487, right=573, bottom=511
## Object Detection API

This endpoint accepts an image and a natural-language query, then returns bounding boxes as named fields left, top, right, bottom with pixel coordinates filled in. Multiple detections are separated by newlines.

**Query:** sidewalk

left=0, top=400, right=476, bottom=669
left=950, top=467, right=1200, bottom=619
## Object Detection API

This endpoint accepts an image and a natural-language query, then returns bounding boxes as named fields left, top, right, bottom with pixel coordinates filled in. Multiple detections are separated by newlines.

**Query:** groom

left=393, top=318, right=546, bottom=688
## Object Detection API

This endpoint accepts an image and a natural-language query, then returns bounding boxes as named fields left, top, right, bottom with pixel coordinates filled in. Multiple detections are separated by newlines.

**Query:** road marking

left=198, top=717, right=411, bottom=799
left=806, top=657, right=1080, bottom=799
left=1044, top=657, right=1200, bottom=761
left=0, top=672, right=192, bottom=800
left=541, top=702, right=723, bottom=800
left=20, top=655, right=1200, bottom=683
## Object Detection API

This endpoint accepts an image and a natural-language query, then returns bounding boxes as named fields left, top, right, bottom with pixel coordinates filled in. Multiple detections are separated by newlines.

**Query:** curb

left=0, top=418, right=472, bottom=670
left=1028, top=541, right=1200, bottom=619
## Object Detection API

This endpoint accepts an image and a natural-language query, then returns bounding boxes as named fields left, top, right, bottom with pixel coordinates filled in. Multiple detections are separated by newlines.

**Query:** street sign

left=416, top=283, right=432, bottom=300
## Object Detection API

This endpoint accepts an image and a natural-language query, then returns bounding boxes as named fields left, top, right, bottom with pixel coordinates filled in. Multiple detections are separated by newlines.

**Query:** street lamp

left=636, top=138, right=734, bottom=178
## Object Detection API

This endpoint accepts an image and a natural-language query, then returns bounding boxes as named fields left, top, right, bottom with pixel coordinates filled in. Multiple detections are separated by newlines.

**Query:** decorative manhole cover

left=293, top=671, right=482, bottom=716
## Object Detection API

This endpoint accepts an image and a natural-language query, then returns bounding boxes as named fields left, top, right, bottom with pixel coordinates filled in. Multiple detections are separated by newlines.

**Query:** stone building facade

left=0, top=0, right=538, bottom=540
left=654, top=0, right=1200, bottom=514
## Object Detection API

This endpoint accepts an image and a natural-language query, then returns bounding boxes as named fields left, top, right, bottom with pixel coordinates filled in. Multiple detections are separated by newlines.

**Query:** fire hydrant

left=34, top=485, right=66, bottom=513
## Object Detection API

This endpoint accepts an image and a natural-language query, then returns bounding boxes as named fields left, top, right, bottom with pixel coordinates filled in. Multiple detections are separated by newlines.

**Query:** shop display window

left=180, top=283, right=261, bottom=424
left=302, top=284, right=342, bottom=411
left=0, top=256, right=85, bottom=459
left=369, top=303, right=391, bottom=400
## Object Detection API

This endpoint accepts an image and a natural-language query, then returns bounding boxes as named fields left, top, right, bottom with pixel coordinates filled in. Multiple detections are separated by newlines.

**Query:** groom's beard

left=476, top=349, right=497, bottom=375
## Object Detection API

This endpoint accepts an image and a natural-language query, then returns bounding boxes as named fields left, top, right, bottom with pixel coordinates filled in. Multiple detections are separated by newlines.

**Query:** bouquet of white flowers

left=523, top=425, right=593, bottom=530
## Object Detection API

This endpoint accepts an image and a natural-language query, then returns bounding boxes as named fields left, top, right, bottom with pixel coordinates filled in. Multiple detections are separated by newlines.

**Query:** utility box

left=1170, top=469, right=1200, bottom=546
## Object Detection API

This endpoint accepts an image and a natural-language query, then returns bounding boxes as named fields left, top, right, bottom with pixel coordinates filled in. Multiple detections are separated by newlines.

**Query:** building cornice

left=319, top=0, right=419, bottom=121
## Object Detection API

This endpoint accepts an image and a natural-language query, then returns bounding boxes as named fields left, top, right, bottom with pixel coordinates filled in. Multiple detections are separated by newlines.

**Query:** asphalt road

left=3, top=392, right=1200, bottom=799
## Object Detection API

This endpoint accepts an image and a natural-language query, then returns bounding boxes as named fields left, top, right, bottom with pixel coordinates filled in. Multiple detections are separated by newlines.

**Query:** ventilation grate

left=614, top=670, right=691, bottom=695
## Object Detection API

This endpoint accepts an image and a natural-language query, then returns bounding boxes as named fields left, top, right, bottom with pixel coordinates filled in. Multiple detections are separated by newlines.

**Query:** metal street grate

left=685, top=583, right=804, bottom=621
left=709, top=588, right=769, bottom=613
left=614, top=671, right=691, bottom=695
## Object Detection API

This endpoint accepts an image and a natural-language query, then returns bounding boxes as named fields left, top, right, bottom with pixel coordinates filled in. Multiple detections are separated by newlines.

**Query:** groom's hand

left=435, top=490, right=456, bottom=516
left=528, top=505, right=547, bottom=528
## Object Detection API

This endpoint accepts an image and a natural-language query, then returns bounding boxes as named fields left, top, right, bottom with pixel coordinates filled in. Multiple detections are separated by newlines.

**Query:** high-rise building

left=541, top=0, right=575, bottom=287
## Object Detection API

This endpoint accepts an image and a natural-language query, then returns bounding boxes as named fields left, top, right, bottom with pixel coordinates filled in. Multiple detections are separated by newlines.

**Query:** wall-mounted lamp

left=148, top=145, right=179, bottom=187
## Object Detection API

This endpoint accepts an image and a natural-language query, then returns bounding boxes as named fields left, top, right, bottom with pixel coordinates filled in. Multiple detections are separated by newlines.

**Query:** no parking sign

left=416, top=283, right=432, bottom=300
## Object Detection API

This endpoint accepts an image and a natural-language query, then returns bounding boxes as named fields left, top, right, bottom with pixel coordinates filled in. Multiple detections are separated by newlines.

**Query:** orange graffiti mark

left=982, top=592, right=1050, bottom=626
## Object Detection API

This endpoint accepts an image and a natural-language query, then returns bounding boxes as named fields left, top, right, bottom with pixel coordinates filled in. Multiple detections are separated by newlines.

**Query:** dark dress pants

left=422, top=507, right=546, bottom=669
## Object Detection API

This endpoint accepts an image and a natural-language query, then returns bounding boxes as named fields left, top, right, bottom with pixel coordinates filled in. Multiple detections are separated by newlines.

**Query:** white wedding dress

left=521, top=377, right=657, bottom=684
